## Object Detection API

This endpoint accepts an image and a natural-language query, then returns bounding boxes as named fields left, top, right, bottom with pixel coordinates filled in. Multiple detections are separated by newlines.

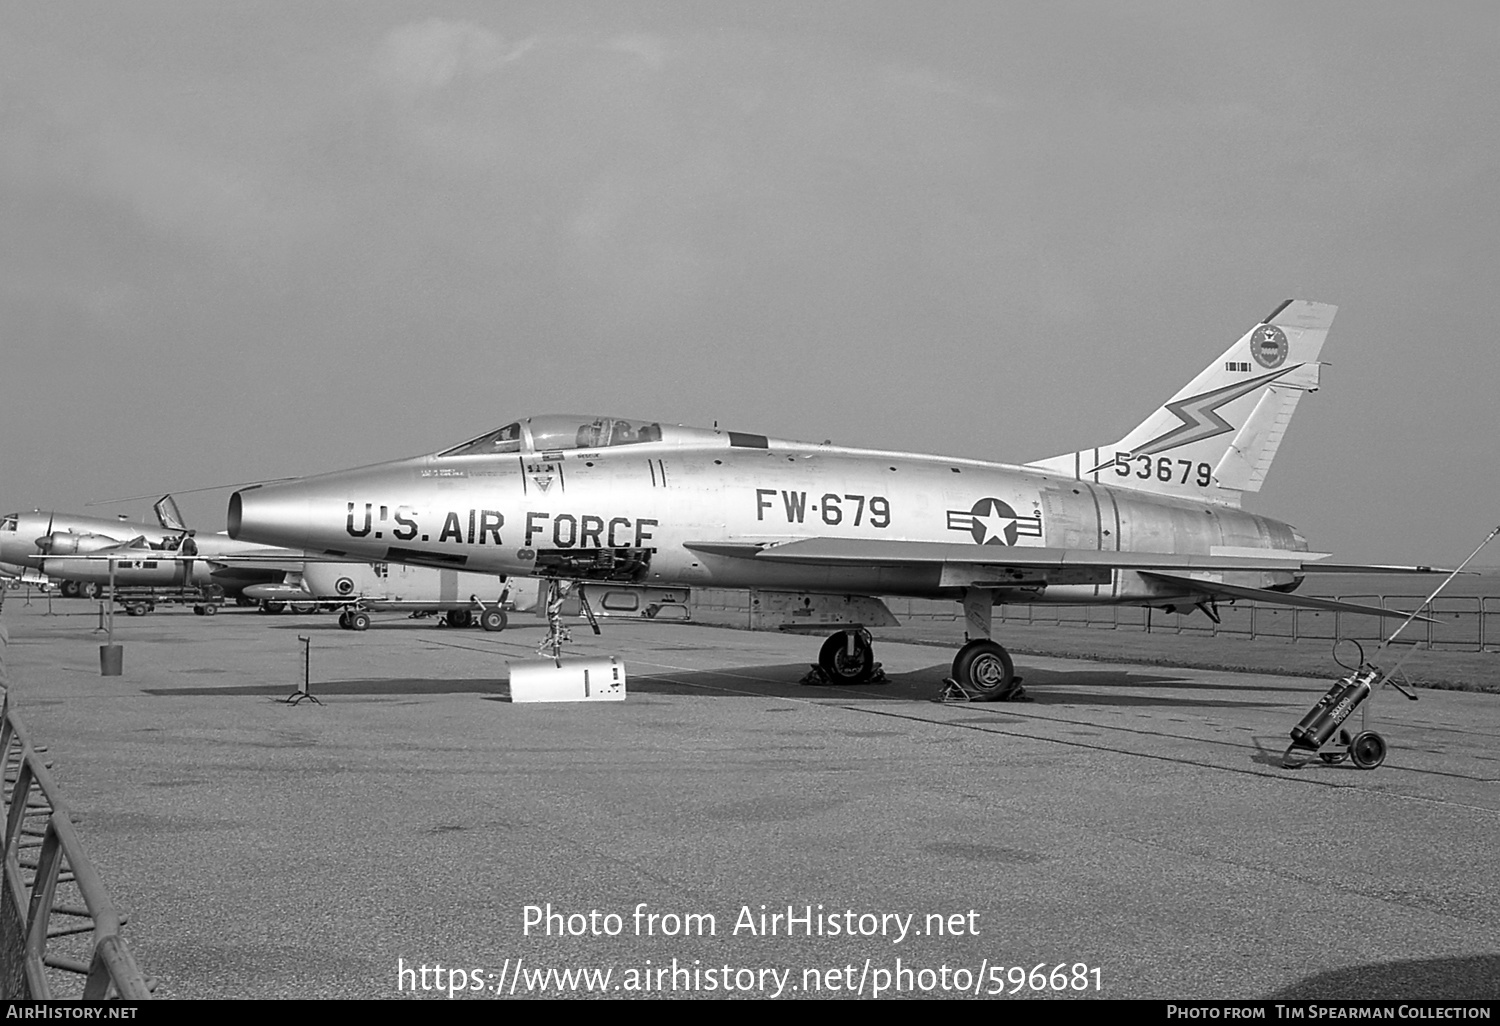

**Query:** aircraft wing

left=685, top=538, right=1440, bottom=573
left=41, top=551, right=312, bottom=571
left=684, top=538, right=1442, bottom=621
left=203, top=556, right=308, bottom=572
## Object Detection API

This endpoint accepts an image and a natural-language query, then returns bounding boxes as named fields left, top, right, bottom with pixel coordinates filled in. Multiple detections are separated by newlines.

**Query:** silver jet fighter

left=229, top=300, right=1436, bottom=699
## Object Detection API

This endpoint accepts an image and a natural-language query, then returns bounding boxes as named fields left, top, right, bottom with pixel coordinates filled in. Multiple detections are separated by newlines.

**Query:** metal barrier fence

left=963, top=595, right=1500, bottom=651
left=693, top=590, right=1500, bottom=651
left=0, top=693, right=152, bottom=999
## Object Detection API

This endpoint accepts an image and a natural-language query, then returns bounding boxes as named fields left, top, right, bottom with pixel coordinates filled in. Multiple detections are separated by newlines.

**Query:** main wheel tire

left=952, top=640, right=1017, bottom=700
left=261, top=601, right=286, bottom=614
left=338, top=612, right=352, bottom=630
left=446, top=609, right=474, bottom=628
left=1348, top=731, right=1387, bottom=770
left=350, top=611, right=371, bottom=631
left=79, top=582, right=100, bottom=600
left=817, top=632, right=875, bottom=683
left=61, top=580, right=80, bottom=598
left=480, top=609, right=507, bottom=632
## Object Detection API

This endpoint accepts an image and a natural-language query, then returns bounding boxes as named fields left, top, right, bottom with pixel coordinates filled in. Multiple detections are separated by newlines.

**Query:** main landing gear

left=940, top=589, right=1028, bottom=702
left=949, top=640, right=1019, bottom=700
left=804, top=623, right=1024, bottom=700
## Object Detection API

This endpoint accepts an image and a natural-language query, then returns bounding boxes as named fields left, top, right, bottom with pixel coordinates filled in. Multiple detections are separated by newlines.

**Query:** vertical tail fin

left=1027, top=300, right=1335, bottom=506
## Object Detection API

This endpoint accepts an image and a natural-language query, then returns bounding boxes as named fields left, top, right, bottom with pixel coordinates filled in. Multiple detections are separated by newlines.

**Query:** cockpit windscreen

left=437, top=422, right=524, bottom=458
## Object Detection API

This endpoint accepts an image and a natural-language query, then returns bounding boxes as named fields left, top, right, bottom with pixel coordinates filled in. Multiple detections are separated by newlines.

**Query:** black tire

left=61, top=580, right=80, bottom=598
left=126, top=602, right=150, bottom=617
left=79, top=582, right=100, bottom=600
left=817, top=632, right=875, bottom=683
left=261, top=601, right=286, bottom=615
left=952, top=640, right=1017, bottom=700
left=193, top=606, right=206, bottom=616
left=1348, top=731, right=1387, bottom=770
left=446, top=609, right=474, bottom=628
left=351, top=611, right=371, bottom=631
left=204, top=604, right=217, bottom=616
left=1318, top=752, right=1348, bottom=765
left=338, top=612, right=351, bottom=630
left=480, top=609, right=507, bottom=632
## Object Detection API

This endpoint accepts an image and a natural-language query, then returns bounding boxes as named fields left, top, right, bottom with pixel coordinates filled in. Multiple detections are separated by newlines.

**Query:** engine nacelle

left=35, top=532, right=118, bottom=556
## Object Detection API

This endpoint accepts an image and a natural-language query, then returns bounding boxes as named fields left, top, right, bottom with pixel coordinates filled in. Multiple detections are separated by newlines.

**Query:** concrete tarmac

left=2, top=598, right=1497, bottom=1000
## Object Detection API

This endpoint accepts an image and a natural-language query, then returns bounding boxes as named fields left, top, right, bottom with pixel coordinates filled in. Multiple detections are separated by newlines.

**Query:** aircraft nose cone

left=229, top=484, right=313, bottom=549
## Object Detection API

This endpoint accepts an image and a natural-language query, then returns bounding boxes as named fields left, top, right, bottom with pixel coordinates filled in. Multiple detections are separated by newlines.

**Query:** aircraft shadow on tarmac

left=1268, top=953, right=1500, bottom=1000
left=144, top=663, right=1290, bottom=708
left=258, top=620, right=546, bottom=633
left=144, top=678, right=508, bottom=697
left=618, top=663, right=1292, bottom=710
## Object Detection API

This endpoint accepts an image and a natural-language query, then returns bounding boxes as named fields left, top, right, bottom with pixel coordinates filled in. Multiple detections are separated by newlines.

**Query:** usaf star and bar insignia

left=946, top=497, right=1043, bottom=546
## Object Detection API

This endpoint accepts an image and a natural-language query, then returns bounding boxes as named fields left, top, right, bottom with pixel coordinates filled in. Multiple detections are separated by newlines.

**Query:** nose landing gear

left=814, top=630, right=879, bottom=683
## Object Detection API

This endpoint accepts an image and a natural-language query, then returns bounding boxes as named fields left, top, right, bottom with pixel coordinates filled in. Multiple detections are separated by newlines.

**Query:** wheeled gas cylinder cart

left=1281, top=642, right=1409, bottom=769
left=1281, top=525, right=1499, bottom=770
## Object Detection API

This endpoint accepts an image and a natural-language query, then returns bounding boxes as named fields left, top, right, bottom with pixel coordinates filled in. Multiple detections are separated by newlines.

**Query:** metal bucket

left=99, top=645, right=124, bottom=677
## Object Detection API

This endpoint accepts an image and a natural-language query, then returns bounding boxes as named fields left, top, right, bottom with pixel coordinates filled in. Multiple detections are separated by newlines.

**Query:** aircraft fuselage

left=0, top=511, right=177, bottom=571
left=230, top=433, right=1306, bottom=607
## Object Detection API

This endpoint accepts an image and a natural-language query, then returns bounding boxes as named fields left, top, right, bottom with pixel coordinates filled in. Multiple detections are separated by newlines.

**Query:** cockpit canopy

left=438, top=415, right=665, bottom=458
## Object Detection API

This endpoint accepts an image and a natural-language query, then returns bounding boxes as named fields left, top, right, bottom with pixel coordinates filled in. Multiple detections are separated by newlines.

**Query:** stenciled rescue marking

left=946, top=498, right=1041, bottom=546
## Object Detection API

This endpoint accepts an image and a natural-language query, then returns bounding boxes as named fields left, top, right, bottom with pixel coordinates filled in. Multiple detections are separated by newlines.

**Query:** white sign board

left=508, top=657, right=627, bottom=703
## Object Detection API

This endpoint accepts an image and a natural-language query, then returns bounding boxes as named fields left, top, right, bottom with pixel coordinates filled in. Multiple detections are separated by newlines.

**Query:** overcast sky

left=3, top=2, right=1498, bottom=565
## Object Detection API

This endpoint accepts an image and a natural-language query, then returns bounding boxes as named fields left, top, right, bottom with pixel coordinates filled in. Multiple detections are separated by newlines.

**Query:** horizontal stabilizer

left=1140, top=572, right=1437, bottom=623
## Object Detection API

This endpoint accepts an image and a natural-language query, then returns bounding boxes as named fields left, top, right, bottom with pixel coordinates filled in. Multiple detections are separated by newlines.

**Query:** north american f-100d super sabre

left=228, top=300, right=1436, bottom=699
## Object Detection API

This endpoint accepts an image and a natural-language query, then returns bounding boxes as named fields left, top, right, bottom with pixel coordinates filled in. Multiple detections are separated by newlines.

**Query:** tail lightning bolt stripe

left=1086, top=364, right=1299, bottom=474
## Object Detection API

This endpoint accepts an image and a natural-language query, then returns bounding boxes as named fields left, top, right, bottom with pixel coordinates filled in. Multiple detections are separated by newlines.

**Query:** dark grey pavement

left=3, top=598, right=1497, bottom=999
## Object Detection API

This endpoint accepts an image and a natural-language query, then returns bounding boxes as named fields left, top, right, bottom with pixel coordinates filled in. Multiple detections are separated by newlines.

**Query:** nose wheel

left=817, top=630, right=876, bottom=683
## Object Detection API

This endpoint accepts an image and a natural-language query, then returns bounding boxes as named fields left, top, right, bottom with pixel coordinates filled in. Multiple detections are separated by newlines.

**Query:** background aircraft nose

left=228, top=483, right=313, bottom=549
